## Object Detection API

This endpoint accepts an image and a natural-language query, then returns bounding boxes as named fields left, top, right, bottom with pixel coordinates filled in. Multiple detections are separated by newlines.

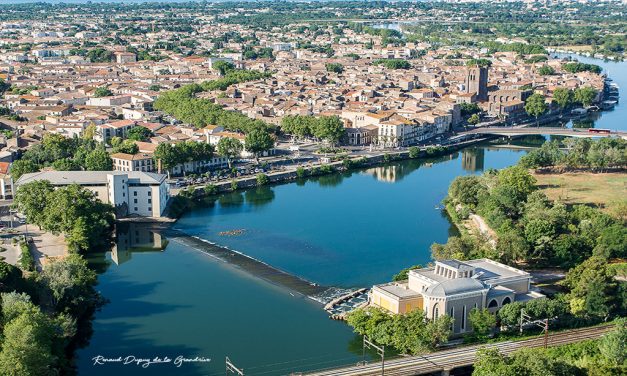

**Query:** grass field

left=533, top=172, right=627, bottom=214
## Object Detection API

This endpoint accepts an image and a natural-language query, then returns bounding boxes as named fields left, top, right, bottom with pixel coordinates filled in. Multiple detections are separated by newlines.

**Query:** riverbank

left=166, top=136, right=493, bottom=217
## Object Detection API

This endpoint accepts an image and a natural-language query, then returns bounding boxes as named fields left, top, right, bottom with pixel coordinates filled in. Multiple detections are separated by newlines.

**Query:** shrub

left=409, top=147, right=420, bottom=158
left=256, top=173, right=269, bottom=186
left=296, top=167, right=307, bottom=178
left=18, top=242, right=34, bottom=272
left=204, top=184, right=218, bottom=195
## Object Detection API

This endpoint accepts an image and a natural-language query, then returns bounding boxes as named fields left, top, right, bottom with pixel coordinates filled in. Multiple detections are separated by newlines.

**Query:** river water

left=76, top=55, right=625, bottom=376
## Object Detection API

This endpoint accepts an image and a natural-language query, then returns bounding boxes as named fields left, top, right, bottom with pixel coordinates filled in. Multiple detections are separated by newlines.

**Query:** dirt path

left=468, top=214, right=497, bottom=248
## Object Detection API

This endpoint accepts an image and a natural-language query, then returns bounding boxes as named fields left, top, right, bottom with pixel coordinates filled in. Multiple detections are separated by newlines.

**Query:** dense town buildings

left=0, top=1, right=610, bottom=217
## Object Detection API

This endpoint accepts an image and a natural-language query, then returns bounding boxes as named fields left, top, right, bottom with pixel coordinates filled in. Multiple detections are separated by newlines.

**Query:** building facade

left=371, top=259, right=544, bottom=334
left=465, top=66, right=488, bottom=102
left=16, top=171, right=169, bottom=218
left=111, top=152, right=155, bottom=172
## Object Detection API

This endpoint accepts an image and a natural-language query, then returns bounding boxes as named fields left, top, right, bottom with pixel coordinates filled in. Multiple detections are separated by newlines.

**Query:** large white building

left=16, top=171, right=169, bottom=218
left=371, top=259, right=544, bottom=335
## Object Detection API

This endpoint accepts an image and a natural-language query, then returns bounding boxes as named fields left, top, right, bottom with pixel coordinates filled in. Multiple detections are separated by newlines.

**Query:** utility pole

left=226, top=357, right=244, bottom=376
left=519, top=308, right=550, bottom=348
left=363, top=335, right=385, bottom=375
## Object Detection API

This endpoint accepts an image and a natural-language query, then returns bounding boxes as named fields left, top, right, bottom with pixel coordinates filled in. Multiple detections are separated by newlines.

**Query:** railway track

left=300, top=324, right=613, bottom=376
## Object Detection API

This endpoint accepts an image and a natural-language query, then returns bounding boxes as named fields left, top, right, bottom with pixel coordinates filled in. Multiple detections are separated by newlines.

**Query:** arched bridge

left=461, top=127, right=627, bottom=139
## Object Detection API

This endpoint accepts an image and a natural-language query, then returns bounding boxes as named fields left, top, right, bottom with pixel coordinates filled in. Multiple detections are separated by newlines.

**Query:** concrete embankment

left=179, top=137, right=492, bottom=197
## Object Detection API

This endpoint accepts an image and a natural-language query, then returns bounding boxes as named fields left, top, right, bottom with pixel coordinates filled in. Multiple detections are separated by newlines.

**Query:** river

left=76, top=55, right=625, bottom=376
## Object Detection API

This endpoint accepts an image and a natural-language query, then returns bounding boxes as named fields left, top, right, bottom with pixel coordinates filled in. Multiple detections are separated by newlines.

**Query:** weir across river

left=161, top=227, right=351, bottom=301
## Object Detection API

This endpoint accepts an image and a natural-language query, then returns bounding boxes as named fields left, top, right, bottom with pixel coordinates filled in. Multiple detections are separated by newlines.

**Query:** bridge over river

left=460, top=126, right=627, bottom=139
left=298, top=325, right=612, bottom=376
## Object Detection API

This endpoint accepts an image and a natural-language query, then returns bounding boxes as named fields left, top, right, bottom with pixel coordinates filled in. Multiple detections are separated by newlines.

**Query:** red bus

left=588, top=128, right=611, bottom=134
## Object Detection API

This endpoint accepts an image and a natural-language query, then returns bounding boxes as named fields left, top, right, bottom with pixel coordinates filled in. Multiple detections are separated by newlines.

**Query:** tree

left=94, top=86, right=112, bottom=97
left=466, top=58, right=492, bottom=67
left=552, top=88, right=573, bottom=114
left=449, top=175, right=485, bottom=208
left=469, top=308, right=496, bottom=337
left=212, top=60, right=235, bottom=75
left=497, top=165, right=537, bottom=202
left=126, top=126, right=153, bottom=141
left=281, top=115, right=316, bottom=140
left=425, top=315, right=454, bottom=349
left=496, top=229, right=528, bottom=264
left=473, top=348, right=516, bottom=376
left=498, top=301, right=525, bottom=327
left=1, top=292, right=36, bottom=325
left=84, top=147, right=113, bottom=171
left=314, top=116, right=345, bottom=146
left=40, top=254, right=98, bottom=313
left=111, top=139, right=139, bottom=155
left=51, top=158, right=80, bottom=171
left=537, top=65, right=555, bottom=75
left=346, top=307, right=452, bottom=355
left=563, top=62, right=602, bottom=74
left=10, top=159, right=40, bottom=180
left=245, top=129, right=274, bottom=164
left=574, top=86, right=598, bottom=107
left=468, top=113, right=480, bottom=125
left=14, top=180, right=54, bottom=228
left=217, top=137, right=243, bottom=168
left=82, top=124, right=97, bottom=140
left=153, top=143, right=180, bottom=178
left=325, top=63, right=344, bottom=73
left=524, top=93, right=547, bottom=126
left=41, top=185, right=114, bottom=252
left=392, top=265, right=422, bottom=281
left=564, top=256, right=617, bottom=318
left=598, top=319, right=626, bottom=366
left=593, top=225, right=627, bottom=259
left=42, top=133, right=75, bottom=161
left=373, top=59, right=411, bottom=69
left=87, top=48, right=113, bottom=63
left=0, top=310, right=55, bottom=376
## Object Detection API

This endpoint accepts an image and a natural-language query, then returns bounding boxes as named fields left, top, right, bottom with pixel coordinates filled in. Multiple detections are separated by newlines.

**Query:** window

left=502, top=297, right=511, bottom=306
left=148, top=199, right=151, bottom=204
left=134, top=199, right=137, bottom=203
left=134, top=191, right=137, bottom=196
left=148, top=191, right=151, bottom=196
left=461, top=306, right=466, bottom=331
left=488, top=299, right=498, bottom=308
left=433, top=303, right=440, bottom=319
left=134, top=207, right=138, bottom=211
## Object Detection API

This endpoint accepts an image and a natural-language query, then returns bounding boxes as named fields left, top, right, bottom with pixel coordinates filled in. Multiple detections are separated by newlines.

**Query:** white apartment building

left=111, top=153, right=155, bottom=172
left=16, top=171, right=169, bottom=218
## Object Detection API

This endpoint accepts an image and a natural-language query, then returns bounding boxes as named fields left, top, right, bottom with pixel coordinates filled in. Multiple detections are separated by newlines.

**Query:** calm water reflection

left=78, top=54, right=626, bottom=375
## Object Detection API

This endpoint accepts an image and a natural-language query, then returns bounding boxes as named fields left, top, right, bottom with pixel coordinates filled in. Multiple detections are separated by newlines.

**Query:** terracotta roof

left=111, top=152, right=153, bottom=161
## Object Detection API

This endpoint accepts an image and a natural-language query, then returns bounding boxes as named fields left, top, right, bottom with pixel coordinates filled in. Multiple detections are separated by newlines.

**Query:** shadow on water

left=77, top=321, right=208, bottom=376
left=81, top=226, right=208, bottom=375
